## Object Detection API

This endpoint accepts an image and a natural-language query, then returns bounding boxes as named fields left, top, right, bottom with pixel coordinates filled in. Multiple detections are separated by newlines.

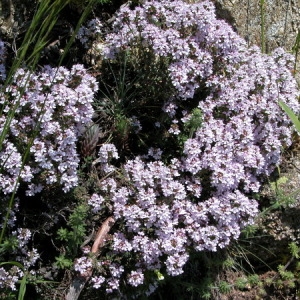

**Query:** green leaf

left=270, top=176, right=288, bottom=191
left=154, top=269, right=165, bottom=281
left=184, top=108, right=203, bottom=138
left=279, top=101, right=300, bottom=133
left=289, top=242, right=300, bottom=259
left=218, top=281, right=231, bottom=294
left=18, top=275, right=27, bottom=300
left=0, top=237, right=19, bottom=253
left=55, top=255, right=73, bottom=269
left=57, top=228, right=70, bottom=241
left=0, top=261, right=24, bottom=270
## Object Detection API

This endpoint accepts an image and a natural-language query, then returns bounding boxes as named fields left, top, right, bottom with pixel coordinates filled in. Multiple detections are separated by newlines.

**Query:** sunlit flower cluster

left=0, top=0, right=299, bottom=297
left=0, top=61, right=98, bottom=195
left=103, top=0, right=299, bottom=198
left=79, top=0, right=300, bottom=294
left=0, top=227, right=39, bottom=291
left=83, top=154, right=258, bottom=292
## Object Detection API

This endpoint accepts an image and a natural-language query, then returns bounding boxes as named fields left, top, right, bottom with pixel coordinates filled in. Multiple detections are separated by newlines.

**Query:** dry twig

left=65, top=216, right=115, bottom=300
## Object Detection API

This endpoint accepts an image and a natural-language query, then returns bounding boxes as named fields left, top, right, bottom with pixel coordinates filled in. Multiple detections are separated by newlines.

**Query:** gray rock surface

left=214, top=0, right=300, bottom=81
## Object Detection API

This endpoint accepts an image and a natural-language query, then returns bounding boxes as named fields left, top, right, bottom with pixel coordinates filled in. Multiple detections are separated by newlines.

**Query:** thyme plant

left=72, top=0, right=300, bottom=296
left=0, top=0, right=299, bottom=298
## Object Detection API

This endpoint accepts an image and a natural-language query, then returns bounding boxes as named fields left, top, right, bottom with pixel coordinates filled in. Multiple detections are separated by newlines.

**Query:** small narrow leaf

left=0, top=261, right=24, bottom=269
left=18, top=275, right=27, bottom=300
left=279, top=101, right=300, bottom=133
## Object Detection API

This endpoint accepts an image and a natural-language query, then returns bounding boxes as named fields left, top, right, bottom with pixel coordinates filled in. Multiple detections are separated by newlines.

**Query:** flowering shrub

left=72, top=0, right=299, bottom=296
left=0, top=0, right=299, bottom=298
left=0, top=40, right=99, bottom=292
left=0, top=221, right=40, bottom=291
left=0, top=60, right=98, bottom=195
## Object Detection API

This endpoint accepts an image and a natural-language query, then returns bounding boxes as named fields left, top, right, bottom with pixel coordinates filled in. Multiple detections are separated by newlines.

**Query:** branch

left=65, top=216, right=115, bottom=300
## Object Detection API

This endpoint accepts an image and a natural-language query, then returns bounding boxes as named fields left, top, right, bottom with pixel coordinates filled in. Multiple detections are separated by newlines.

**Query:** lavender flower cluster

left=82, top=151, right=259, bottom=293
left=0, top=51, right=98, bottom=195
left=0, top=44, right=99, bottom=290
left=0, top=227, right=39, bottom=291
left=1, top=0, right=299, bottom=296
left=77, top=18, right=103, bottom=49
left=75, top=0, right=299, bottom=294
left=103, top=0, right=299, bottom=196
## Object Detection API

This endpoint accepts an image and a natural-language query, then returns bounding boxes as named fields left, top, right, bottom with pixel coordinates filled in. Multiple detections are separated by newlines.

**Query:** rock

left=214, top=0, right=300, bottom=82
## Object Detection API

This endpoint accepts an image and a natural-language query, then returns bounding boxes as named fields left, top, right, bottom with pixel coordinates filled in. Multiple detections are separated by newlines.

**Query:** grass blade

left=279, top=101, right=300, bottom=133
left=18, top=275, right=27, bottom=300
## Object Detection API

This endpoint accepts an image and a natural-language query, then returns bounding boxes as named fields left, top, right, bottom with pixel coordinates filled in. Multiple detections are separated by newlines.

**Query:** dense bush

left=0, top=0, right=299, bottom=297
left=0, top=64, right=97, bottom=195
left=77, top=0, right=299, bottom=295
left=0, top=57, right=97, bottom=290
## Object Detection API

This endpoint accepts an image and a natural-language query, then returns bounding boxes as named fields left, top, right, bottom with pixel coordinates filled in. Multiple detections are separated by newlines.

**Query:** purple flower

left=88, top=193, right=105, bottom=213
left=74, top=257, right=93, bottom=276
left=91, top=275, right=106, bottom=289
left=128, top=269, right=145, bottom=287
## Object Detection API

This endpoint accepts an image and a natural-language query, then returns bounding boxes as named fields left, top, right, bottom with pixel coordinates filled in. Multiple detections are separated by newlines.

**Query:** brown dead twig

left=65, top=216, right=115, bottom=300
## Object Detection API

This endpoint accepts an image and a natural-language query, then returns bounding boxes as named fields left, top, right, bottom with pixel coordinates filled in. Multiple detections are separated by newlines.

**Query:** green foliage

left=241, top=224, right=259, bottom=239
left=18, top=274, right=27, bottom=300
left=176, top=108, right=203, bottom=151
left=0, top=261, right=25, bottom=269
left=201, top=290, right=211, bottom=300
left=154, top=269, right=165, bottom=281
left=289, top=242, right=300, bottom=259
left=0, top=236, right=19, bottom=255
left=55, top=255, right=74, bottom=269
left=227, top=209, right=300, bottom=297
left=279, top=101, right=300, bottom=133
left=55, top=203, right=89, bottom=273
left=183, top=108, right=203, bottom=138
left=57, top=228, right=70, bottom=242
left=278, top=265, right=295, bottom=281
left=95, top=53, right=143, bottom=147
left=57, top=204, right=88, bottom=258
left=70, top=0, right=110, bottom=10
left=260, top=172, right=297, bottom=216
left=222, top=258, right=235, bottom=269
left=270, top=189, right=296, bottom=210
left=235, top=277, right=248, bottom=290
left=270, top=175, right=288, bottom=191
left=217, top=280, right=231, bottom=294
left=292, top=29, right=300, bottom=72
left=247, top=274, right=260, bottom=286
left=0, top=291, right=16, bottom=300
left=260, top=0, right=266, bottom=53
